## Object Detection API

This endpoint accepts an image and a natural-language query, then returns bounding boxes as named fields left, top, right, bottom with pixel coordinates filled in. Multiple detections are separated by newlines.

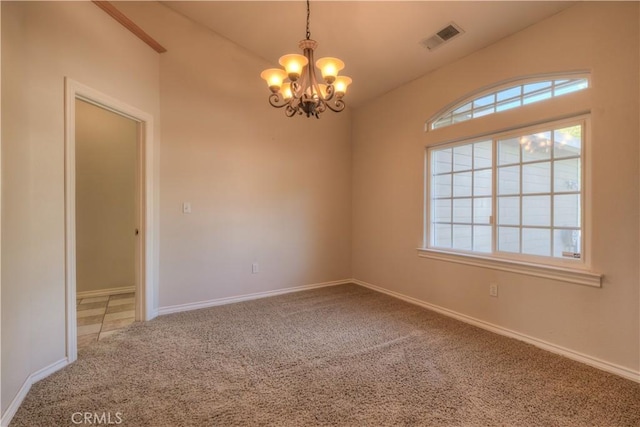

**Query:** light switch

left=182, top=202, right=191, bottom=214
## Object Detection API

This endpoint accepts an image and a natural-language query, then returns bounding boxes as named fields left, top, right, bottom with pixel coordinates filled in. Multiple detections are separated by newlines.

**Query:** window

left=428, top=75, right=589, bottom=130
left=427, top=118, right=585, bottom=265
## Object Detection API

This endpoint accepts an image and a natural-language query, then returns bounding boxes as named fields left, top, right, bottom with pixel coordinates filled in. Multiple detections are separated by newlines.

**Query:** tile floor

left=76, top=292, right=135, bottom=349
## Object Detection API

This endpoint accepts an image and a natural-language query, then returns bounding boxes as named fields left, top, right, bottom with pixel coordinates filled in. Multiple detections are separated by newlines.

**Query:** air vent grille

left=437, top=25, right=460, bottom=41
left=420, top=22, right=464, bottom=52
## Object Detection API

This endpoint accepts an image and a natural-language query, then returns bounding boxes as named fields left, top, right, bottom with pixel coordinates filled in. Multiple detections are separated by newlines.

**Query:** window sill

left=417, top=248, right=602, bottom=287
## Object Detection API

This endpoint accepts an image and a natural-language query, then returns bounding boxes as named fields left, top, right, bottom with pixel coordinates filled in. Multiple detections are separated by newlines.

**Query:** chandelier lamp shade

left=260, top=0, right=352, bottom=118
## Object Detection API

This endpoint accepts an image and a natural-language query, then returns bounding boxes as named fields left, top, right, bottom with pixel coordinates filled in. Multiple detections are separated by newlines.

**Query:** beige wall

left=352, top=2, right=639, bottom=373
left=118, top=2, right=352, bottom=308
left=75, top=100, right=137, bottom=294
left=1, top=0, right=160, bottom=415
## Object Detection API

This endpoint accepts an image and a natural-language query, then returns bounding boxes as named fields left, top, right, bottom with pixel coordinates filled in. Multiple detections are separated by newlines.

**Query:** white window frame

left=420, top=114, right=602, bottom=287
left=426, top=72, right=590, bottom=132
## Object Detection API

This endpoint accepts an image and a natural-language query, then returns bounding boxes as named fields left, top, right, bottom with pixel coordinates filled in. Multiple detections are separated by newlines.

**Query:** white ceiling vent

left=421, top=22, right=465, bottom=51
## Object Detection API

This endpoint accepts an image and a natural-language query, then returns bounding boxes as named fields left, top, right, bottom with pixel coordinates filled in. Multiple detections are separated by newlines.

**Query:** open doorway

left=65, top=78, right=156, bottom=363
left=74, top=99, right=138, bottom=349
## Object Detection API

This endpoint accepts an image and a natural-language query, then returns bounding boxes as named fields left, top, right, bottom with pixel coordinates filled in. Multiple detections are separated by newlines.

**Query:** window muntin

left=429, top=76, right=589, bottom=130
left=428, top=119, right=584, bottom=263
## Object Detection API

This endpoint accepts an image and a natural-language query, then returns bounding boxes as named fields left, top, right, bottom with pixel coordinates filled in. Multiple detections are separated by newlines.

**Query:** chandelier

left=260, top=0, right=352, bottom=118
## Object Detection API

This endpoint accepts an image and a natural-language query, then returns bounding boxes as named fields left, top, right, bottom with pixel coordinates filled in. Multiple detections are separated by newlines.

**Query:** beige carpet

left=10, top=284, right=640, bottom=426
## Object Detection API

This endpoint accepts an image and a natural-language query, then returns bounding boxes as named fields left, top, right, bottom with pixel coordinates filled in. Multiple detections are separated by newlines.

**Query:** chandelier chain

left=305, top=0, right=311, bottom=40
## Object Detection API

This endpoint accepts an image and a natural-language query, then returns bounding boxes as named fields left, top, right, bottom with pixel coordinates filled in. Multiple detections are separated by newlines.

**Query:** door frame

left=64, top=78, right=156, bottom=363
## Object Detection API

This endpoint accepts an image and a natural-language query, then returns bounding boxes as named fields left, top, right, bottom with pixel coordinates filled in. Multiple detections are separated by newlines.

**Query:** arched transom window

left=428, top=74, right=589, bottom=131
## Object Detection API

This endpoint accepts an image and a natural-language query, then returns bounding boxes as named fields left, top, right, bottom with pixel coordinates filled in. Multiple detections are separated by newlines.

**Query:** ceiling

left=161, top=1, right=575, bottom=107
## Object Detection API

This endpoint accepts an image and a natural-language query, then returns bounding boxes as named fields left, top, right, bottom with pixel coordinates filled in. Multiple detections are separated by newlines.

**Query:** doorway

left=74, top=99, right=138, bottom=349
left=65, top=78, right=156, bottom=363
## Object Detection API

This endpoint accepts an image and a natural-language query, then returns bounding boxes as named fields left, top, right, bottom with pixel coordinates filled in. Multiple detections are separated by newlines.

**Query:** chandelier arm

left=268, top=93, right=288, bottom=108
left=321, top=84, right=336, bottom=102
left=323, top=98, right=346, bottom=113
left=285, top=105, right=298, bottom=117
left=290, top=81, right=303, bottom=100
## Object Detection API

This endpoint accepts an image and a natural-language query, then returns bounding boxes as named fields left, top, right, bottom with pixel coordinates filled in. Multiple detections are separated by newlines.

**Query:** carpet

left=10, top=284, right=640, bottom=426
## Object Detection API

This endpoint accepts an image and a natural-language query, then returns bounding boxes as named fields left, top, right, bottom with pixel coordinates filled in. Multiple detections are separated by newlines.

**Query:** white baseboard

left=158, top=279, right=352, bottom=316
left=76, top=286, right=135, bottom=299
left=1, top=358, right=68, bottom=427
left=352, top=278, right=640, bottom=383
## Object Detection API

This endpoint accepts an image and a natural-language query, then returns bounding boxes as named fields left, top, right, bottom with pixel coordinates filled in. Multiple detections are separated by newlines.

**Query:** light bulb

left=280, top=82, right=293, bottom=100
left=316, top=57, right=345, bottom=84
left=279, top=54, right=308, bottom=81
left=333, top=76, right=352, bottom=97
left=260, top=68, right=287, bottom=93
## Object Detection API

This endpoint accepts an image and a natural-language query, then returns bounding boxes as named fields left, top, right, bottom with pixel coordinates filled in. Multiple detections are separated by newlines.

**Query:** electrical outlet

left=182, top=202, right=192, bottom=214
left=489, top=283, right=498, bottom=297
left=252, top=263, right=259, bottom=274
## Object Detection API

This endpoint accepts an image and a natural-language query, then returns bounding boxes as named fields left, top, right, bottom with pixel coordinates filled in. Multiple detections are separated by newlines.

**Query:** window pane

left=453, top=198, right=472, bottom=223
left=473, top=106, right=494, bottom=118
left=496, top=99, right=521, bottom=112
left=554, top=194, right=581, bottom=227
left=497, top=86, right=521, bottom=102
left=524, top=81, right=552, bottom=94
left=433, top=224, right=452, bottom=248
left=474, top=169, right=492, bottom=196
left=522, top=228, right=551, bottom=256
left=433, top=149, right=452, bottom=174
left=498, top=138, right=520, bottom=165
left=522, top=162, right=551, bottom=194
left=453, top=172, right=472, bottom=197
left=453, top=102, right=472, bottom=114
left=453, top=225, right=472, bottom=250
left=453, top=145, right=473, bottom=171
left=433, top=199, right=451, bottom=222
left=554, top=79, right=588, bottom=96
left=473, top=226, right=492, bottom=253
left=452, top=112, right=472, bottom=124
left=554, top=126, right=581, bottom=158
left=473, top=141, right=492, bottom=169
left=498, top=166, right=520, bottom=195
left=474, top=94, right=495, bottom=108
left=498, top=227, right=519, bottom=253
left=554, top=158, right=580, bottom=192
left=523, top=90, right=552, bottom=105
left=433, top=174, right=451, bottom=197
left=522, top=195, right=550, bottom=226
left=429, top=119, right=584, bottom=262
left=433, top=118, right=452, bottom=129
left=429, top=77, right=588, bottom=131
left=521, top=131, right=552, bottom=162
left=473, top=197, right=492, bottom=224
left=498, top=196, right=520, bottom=225
left=554, top=229, right=581, bottom=258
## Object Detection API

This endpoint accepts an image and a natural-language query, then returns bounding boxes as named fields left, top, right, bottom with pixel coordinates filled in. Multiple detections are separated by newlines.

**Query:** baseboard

left=1, top=375, right=31, bottom=427
left=76, top=286, right=135, bottom=299
left=158, top=279, right=352, bottom=316
left=1, top=358, right=68, bottom=427
left=352, top=278, right=640, bottom=383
